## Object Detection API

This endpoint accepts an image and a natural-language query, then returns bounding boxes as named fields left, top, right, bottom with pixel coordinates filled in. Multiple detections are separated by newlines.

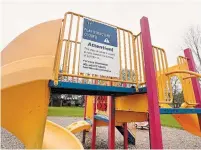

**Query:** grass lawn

left=160, top=115, right=182, bottom=129
left=48, top=107, right=182, bottom=129
left=48, top=107, right=84, bottom=117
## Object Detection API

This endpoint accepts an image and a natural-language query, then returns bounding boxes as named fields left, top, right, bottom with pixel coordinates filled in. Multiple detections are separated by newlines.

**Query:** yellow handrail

left=165, top=70, right=201, bottom=78
left=60, top=73, right=146, bottom=85
left=54, top=12, right=147, bottom=87
left=183, top=75, right=197, bottom=80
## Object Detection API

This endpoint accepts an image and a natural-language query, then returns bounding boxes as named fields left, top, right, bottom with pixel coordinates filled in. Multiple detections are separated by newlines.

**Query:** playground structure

left=1, top=11, right=201, bottom=149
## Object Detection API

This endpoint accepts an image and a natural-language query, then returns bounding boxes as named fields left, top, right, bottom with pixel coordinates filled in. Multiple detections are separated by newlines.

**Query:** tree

left=183, top=25, right=201, bottom=73
left=120, top=69, right=136, bottom=87
left=170, top=76, right=184, bottom=108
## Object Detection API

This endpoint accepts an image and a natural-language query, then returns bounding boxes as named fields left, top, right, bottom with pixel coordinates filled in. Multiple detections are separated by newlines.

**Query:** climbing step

left=94, top=114, right=109, bottom=122
left=66, top=120, right=91, bottom=134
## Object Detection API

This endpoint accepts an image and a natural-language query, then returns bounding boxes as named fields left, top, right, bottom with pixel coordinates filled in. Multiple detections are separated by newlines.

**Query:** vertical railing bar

left=177, top=57, right=181, bottom=69
left=160, top=50, right=165, bottom=74
left=118, top=29, right=122, bottom=80
left=53, top=26, right=62, bottom=74
left=153, top=48, right=157, bottom=72
left=67, top=42, right=73, bottom=73
left=153, top=47, right=160, bottom=96
left=63, top=14, right=73, bottom=73
left=140, top=34, right=145, bottom=82
left=178, top=57, right=182, bottom=69
left=136, top=35, right=142, bottom=82
left=182, top=57, right=185, bottom=64
left=179, top=57, right=183, bottom=69
left=183, top=57, right=189, bottom=103
left=163, top=49, right=169, bottom=72
left=77, top=44, right=81, bottom=75
left=72, top=15, right=80, bottom=74
left=156, top=48, right=162, bottom=74
left=156, top=48, right=163, bottom=102
left=123, top=31, right=128, bottom=81
left=153, top=47, right=159, bottom=89
left=160, top=50, right=167, bottom=101
left=128, top=33, right=133, bottom=81
left=132, top=36, right=138, bottom=88
left=163, top=49, right=173, bottom=102
left=54, top=17, right=67, bottom=84
left=63, top=41, right=68, bottom=72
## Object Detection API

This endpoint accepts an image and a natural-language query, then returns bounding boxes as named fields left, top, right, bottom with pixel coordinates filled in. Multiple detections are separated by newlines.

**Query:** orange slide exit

left=173, top=114, right=201, bottom=137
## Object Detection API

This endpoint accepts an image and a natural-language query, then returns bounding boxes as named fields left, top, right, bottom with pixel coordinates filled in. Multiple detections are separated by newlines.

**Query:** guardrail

left=152, top=46, right=173, bottom=104
left=175, top=56, right=197, bottom=106
left=53, top=12, right=146, bottom=89
left=52, top=12, right=198, bottom=107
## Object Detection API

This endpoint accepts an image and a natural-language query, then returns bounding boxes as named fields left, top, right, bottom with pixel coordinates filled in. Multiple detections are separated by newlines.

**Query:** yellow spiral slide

left=1, top=19, right=83, bottom=149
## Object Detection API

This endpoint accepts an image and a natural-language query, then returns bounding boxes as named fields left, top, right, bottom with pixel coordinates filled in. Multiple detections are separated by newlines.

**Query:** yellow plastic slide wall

left=1, top=18, right=84, bottom=149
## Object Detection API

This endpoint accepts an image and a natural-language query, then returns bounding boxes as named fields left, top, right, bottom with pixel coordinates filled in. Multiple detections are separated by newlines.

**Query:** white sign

left=79, top=18, right=119, bottom=78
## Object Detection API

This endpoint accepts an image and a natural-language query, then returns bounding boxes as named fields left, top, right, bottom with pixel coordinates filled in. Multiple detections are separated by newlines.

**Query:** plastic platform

left=49, top=80, right=147, bottom=96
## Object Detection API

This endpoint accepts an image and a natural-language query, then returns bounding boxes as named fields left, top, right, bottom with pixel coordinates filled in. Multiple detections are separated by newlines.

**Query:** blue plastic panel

left=116, top=126, right=135, bottom=145
left=49, top=80, right=147, bottom=96
left=160, top=108, right=201, bottom=114
left=94, top=114, right=109, bottom=122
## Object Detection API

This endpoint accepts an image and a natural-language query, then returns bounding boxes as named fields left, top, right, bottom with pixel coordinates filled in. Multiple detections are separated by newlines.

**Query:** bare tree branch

left=183, top=25, right=201, bottom=73
left=171, top=76, right=180, bottom=95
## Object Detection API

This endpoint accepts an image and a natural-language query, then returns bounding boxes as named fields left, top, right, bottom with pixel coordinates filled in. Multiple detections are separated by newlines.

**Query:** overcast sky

left=1, top=0, right=201, bottom=65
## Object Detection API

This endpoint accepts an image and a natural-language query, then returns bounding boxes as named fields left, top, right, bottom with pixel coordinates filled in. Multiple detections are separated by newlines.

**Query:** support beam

left=82, top=130, right=86, bottom=145
left=82, top=96, right=87, bottom=144
left=91, top=96, right=97, bottom=149
left=123, top=123, right=128, bottom=149
left=140, top=16, right=163, bottom=149
left=160, top=108, right=201, bottom=114
left=184, top=49, right=201, bottom=108
left=108, top=96, right=115, bottom=149
left=184, top=48, right=201, bottom=132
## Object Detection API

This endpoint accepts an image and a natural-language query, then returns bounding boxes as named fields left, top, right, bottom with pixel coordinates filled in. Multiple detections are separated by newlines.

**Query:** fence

left=52, top=12, right=196, bottom=106
left=53, top=12, right=146, bottom=90
left=177, top=56, right=197, bottom=106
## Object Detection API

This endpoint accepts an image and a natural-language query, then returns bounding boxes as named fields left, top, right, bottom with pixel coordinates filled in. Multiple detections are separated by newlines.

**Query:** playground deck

left=49, top=80, right=147, bottom=96
left=2, top=11, right=201, bottom=150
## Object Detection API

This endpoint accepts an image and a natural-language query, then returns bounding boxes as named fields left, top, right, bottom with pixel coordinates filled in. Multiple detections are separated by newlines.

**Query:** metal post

left=147, top=114, right=151, bottom=148
left=184, top=48, right=201, bottom=108
left=108, top=95, right=115, bottom=149
left=82, top=95, right=87, bottom=144
left=91, top=96, right=97, bottom=149
left=140, top=16, right=163, bottom=149
left=184, top=48, right=201, bottom=131
left=123, top=123, right=128, bottom=149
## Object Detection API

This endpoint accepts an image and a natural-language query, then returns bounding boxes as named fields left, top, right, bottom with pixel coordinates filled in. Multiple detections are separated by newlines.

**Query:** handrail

left=60, top=73, right=146, bottom=85
left=165, top=70, right=201, bottom=78
left=64, top=12, right=136, bottom=37
left=178, top=56, right=188, bottom=60
left=183, top=75, right=197, bottom=80
left=54, top=12, right=148, bottom=88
